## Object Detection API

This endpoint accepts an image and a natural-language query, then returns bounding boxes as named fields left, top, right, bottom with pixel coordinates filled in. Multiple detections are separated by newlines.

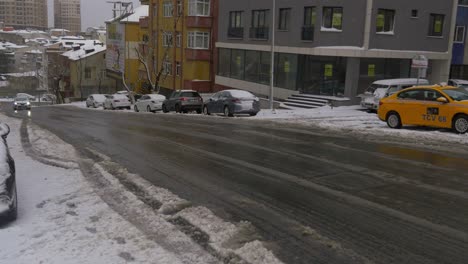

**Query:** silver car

left=86, top=94, right=107, bottom=108
left=13, top=97, right=31, bottom=110
left=134, top=94, right=166, bottom=113
left=203, top=90, right=260, bottom=117
left=103, top=94, right=132, bottom=110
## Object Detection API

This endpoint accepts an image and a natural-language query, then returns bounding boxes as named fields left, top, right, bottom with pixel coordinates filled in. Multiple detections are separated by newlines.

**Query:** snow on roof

left=61, top=44, right=106, bottom=61
left=50, top=29, right=70, bottom=32
left=2, top=71, right=36, bottom=77
left=0, top=29, right=46, bottom=34
left=122, top=5, right=149, bottom=23
left=26, top=49, right=42, bottom=54
left=0, top=42, right=28, bottom=49
left=373, top=78, right=429, bottom=85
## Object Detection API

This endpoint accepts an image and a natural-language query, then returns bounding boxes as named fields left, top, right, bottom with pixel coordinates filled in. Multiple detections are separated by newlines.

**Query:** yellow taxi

left=378, top=85, right=468, bottom=134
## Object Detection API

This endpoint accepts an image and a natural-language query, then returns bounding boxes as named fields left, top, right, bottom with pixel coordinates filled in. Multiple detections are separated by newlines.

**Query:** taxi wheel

left=453, top=114, right=468, bottom=134
left=386, top=112, right=402, bottom=129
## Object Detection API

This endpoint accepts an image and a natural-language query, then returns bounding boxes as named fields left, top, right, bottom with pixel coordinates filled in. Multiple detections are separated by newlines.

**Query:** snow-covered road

left=0, top=114, right=281, bottom=264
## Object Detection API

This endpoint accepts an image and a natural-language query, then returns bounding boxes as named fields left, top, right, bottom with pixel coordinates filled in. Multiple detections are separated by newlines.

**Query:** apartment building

left=54, top=0, right=82, bottom=34
left=451, top=0, right=468, bottom=79
left=216, top=0, right=458, bottom=101
left=0, top=0, right=48, bottom=30
left=143, top=0, right=218, bottom=94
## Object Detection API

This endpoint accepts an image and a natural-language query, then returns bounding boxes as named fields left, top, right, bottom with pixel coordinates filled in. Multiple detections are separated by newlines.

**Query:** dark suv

left=0, top=123, right=17, bottom=223
left=162, top=90, right=203, bottom=114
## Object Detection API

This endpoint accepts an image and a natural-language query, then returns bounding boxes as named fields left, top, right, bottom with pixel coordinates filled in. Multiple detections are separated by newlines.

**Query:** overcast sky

left=47, top=0, right=141, bottom=31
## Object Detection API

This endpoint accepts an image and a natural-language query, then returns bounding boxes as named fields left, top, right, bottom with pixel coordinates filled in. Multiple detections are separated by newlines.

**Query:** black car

left=203, top=90, right=260, bottom=117
left=0, top=123, right=17, bottom=223
left=162, top=90, right=203, bottom=113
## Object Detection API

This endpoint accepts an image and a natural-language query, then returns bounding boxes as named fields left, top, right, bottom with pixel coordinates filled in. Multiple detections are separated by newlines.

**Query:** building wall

left=0, top=0, right=48, bottom=30
left=124, top=21, right=141, bottom=92
left=54, top=0, right=82, bottom=33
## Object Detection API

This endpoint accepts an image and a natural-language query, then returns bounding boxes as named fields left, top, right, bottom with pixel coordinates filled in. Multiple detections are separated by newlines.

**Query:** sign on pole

left=412, top=55, right=428, bottom=86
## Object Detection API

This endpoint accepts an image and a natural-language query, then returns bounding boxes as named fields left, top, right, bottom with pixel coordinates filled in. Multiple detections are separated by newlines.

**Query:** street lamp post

left=269, top=0, right=276, bottom=110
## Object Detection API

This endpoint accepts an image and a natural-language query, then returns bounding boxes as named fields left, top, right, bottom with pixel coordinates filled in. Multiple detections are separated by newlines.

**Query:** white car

left=86, top=94, right=107, bottom=108
left=103, top=94, right=131, bottom=110
left=448, top=79, right=468, bottom=89
left=134, top=94, right=166, bottom=113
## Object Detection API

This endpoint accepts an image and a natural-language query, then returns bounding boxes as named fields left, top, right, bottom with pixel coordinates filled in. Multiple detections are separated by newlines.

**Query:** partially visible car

left=86, top=94, right=107, bottom=108
left=378, top=85, right=468, bottom=134
left=0, top=123, right=17, bottom=223
left=360, top=78, right=429, bottom=111
left=203, top=90, right=260, bottom=117
left=448, top=79, right=468, bottom=89
left=103, top=94, right=131, bottom=110
left=15, top=93, right=35, bottom=101
left=13, top=97, right=31, bottom=110
left=162, top=90, right=203, bottom=113
left=134, top=94, right=166, bottom=113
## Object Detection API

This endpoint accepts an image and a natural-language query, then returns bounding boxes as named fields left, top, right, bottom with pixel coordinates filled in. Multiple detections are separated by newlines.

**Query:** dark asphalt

left=3, top=104, right=468, bottom=264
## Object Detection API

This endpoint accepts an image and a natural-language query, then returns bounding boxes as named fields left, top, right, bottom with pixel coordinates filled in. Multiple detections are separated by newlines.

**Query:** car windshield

left=113, top=94, right=128, bottom=100
left=15, top=97, right=28, bottom=102
left=181, top=92, right=200, bottom=97
left=366, top=84, right=388, bottom=93
left=443, top=88, right=468, bottom=101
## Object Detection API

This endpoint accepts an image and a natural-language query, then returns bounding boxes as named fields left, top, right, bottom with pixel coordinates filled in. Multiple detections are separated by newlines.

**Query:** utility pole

left=269, top=0, right=276, bottom=110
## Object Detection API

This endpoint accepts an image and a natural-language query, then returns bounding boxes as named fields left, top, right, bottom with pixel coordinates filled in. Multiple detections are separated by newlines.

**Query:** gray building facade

left=215, top=0, right=458, bottom=101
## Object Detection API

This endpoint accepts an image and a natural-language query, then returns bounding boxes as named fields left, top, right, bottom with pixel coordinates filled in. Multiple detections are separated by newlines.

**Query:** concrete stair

left=283, top=94, right=329, bottom=109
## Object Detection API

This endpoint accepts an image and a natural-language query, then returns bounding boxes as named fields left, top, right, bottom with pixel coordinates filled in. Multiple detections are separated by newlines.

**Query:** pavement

left=2, top=103, right=468, bottom=264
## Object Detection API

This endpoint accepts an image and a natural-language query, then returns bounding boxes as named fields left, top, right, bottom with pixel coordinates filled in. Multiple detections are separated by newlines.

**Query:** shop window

left=230, top=49, right=245, bottom=80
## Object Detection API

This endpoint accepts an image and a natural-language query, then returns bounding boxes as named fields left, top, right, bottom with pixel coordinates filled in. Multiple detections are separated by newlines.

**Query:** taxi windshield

left=444, top=88, right=468, bottom=101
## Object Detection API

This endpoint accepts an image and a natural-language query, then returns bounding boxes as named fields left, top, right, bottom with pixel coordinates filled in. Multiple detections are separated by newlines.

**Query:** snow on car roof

left=112, top=94, right=129, bottom=99
left=148, top=94, right=166, bottom=99
left=226, top=90, right=255, bottom=97
left=373, top=78, right=429, bottom=85
left=450, top=79, right=468, bottom=84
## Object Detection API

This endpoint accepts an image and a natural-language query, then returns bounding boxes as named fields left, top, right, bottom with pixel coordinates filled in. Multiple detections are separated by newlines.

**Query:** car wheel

left=111, top=104, right=115, bottom=110
left=453, top=114, right=468, bottom=134
left=203, top=106, right=210, bottom=115
left=175, top=104, right=181, bottom=113
left=134, top=105, right=139, bottom=112
left=86, top=103, right=90, bottom=108
left=249, top=113, right=257, bottom=117
left=147, top=105, right=153, bottom=113
left=224, top=106, right=233, bottom=117
left=162, top=104, right=169, bottom=113
left=127, top=106, right=131, bottom=110
left=386, top=112, right=402, bottom=129
left=6, top=185, right=17, bottom=222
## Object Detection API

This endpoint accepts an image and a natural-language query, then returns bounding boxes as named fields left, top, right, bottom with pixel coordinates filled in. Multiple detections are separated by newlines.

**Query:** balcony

left=302, top=26, right=314, bottom=41
left=185, top=49, right=211, bottom=61
left=227, top=27, right=244, bottom=39
left=186, top=16, right=213, bottom=28
left=249, top=27, right=269, bottom=40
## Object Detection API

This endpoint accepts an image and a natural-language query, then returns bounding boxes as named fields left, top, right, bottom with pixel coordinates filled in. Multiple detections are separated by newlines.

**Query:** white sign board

left=106, top=22, right=126, bottom=73
left=411, top=55, right=428, bottom=69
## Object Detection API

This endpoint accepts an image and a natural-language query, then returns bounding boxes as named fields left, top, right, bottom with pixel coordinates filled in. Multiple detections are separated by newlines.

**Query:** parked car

left=203, top=90, right=260, bottom=117
left=134, top=94, right=166, bottom=113
left=360, top=78, right=429, bottom=111
left=162, top=90, right=203, bottom=113
left=0, top=123, right=17, bottom=223
left=448, top=79, right=468, bottom=89
left=378, top=85, right=468, bottom=134
left=15, top=93, right=35, bottom=101
left=13, top=97, right=31, bottom=110
left=86, top=94, right=107, bottom=108
left=103, top=94, right=131, bottom=110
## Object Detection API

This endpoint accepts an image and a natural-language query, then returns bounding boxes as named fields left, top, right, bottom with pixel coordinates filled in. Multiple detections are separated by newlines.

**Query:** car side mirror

left=0, top=124, right=10, bottom=139
left=436, top=97, right=448, bottom=103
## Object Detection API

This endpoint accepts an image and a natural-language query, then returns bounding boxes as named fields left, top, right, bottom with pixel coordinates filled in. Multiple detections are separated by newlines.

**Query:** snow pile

left=0, top=123, right=11, bottom=213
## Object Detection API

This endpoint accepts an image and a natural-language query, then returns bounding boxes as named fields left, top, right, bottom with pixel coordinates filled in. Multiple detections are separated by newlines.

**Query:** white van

left=360, top=78, right=429, bottom=111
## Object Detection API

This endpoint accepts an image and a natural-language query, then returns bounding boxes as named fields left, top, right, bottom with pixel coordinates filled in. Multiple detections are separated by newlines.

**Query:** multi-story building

left=216, top=0, right=458, bottom=102
left=0, top=0, right=48, bottom=30
left=54, top=0, right=82, bottom=34
left=451, top=0, right=468, bottom=80
left=144, top=0, right=218, bottom=95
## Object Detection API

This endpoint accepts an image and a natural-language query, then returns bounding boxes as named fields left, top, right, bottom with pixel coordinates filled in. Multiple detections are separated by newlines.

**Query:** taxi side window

left=423, top=90, right=444, bottom=101
left=398, top=90, right=425, bottom=100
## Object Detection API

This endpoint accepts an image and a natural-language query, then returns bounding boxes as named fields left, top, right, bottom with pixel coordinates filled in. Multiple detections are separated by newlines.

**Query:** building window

left=278, top=8, right=291, bottom=31
left=411, top=9, right=418, bottom=18
left=85, top=67, right=91, bottom=79
left=187, top=31, right=210, bottom=49
left=162, top=32, right=173, bottom=47
left=454, top=26, right=466, bottom=43
left=460, top=0, right=468, bottom=5
left=163, top=61, right=172, bottom=75
left=322, top=7, right=343, bottom=31
left=250, top=10, right=269, bottom=39
left=428, top=14, right=444, bottom=37
left=188, top=0, right=210, bottom=16
left=228, top=11, right=243, bottom=38
left=302, top=7, right=316, bottom=41
left=376, top=9, right=395, bottom=34
left=176, top=61, right=181, bottom=76
left=177, top=0, right=183, bottom=16
left=153, top=4, right=157, bottom=17
left=163, top=1, right=173, bottom=17
left=176, top=32, right=182, bottom=47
